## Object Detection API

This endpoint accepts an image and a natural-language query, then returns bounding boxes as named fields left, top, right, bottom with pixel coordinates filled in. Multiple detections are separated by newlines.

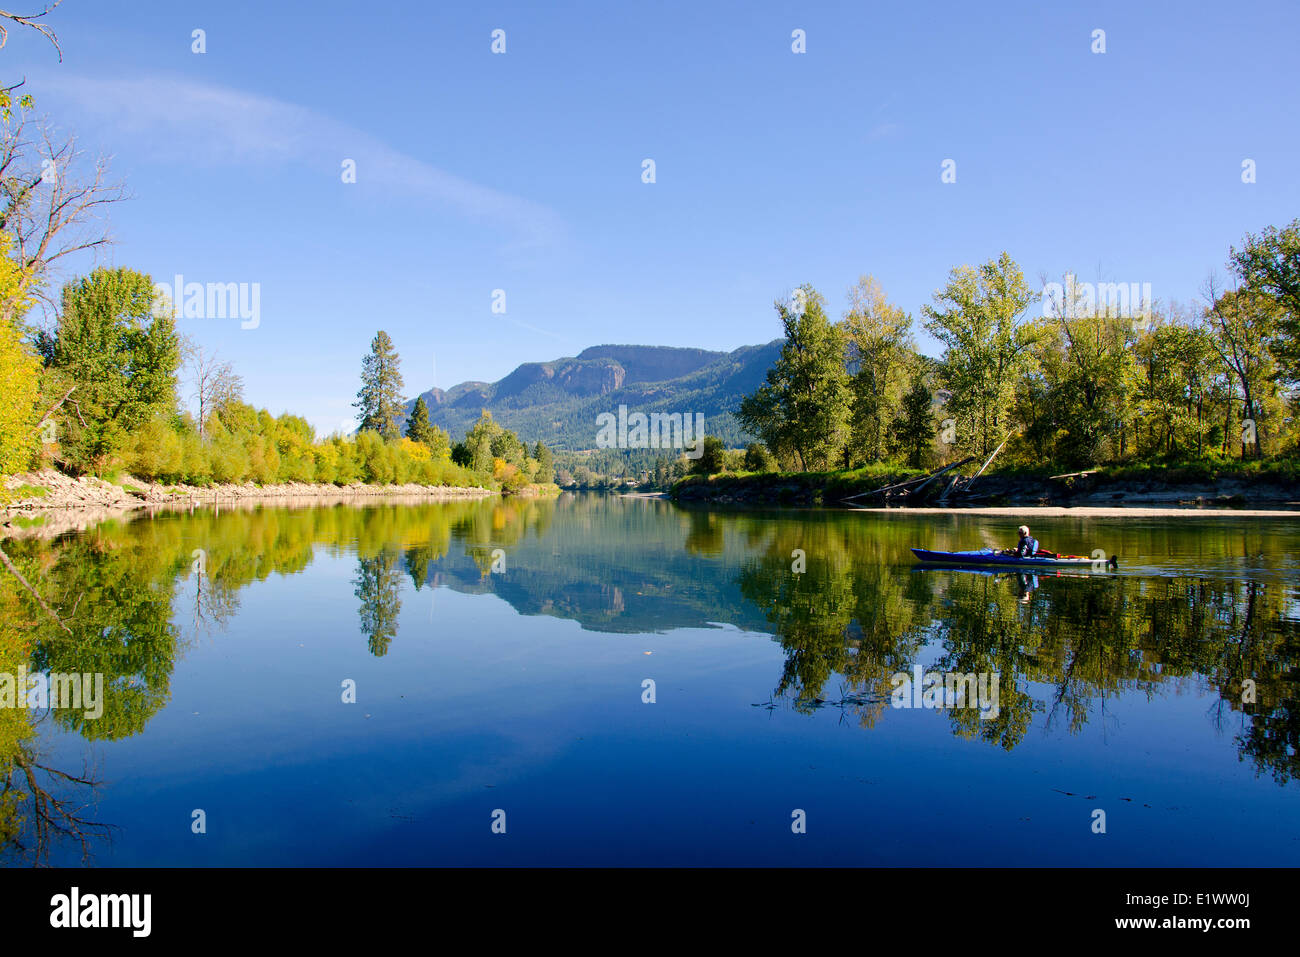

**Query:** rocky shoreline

left=2, top=468, right=497, bottom=518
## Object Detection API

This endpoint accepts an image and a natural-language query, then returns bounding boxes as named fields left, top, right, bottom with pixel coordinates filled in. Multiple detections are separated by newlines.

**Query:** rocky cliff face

left=555, top=358, right=625, bottom=395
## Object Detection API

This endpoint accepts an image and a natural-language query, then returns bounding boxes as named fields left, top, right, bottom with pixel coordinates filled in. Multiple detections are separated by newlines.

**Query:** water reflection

left=1, top=493, right=1297, bottom=863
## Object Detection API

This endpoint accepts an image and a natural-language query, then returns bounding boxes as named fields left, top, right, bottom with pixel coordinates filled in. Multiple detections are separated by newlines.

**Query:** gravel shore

left=2, top=468, right=497, bottom=517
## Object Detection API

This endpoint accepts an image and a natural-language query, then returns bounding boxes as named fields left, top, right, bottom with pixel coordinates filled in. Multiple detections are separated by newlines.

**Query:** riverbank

left=2, top=468, right=498, bottom=517
left=849, top=504, right=1300, bottom=518
left=670, top=467, right=1300, bottom=511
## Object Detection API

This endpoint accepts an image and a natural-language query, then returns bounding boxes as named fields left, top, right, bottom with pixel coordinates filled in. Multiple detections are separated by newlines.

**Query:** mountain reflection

left=2, top=493, right=1298, bottom=860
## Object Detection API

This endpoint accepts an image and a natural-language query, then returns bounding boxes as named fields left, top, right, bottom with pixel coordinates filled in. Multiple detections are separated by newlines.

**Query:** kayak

left=911, top=565, right=1103, bottom=580
left=910, top=547, right=1117, bottom=569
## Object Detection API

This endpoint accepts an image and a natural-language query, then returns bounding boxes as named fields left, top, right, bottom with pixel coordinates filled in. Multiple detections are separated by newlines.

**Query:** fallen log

left=908, top=458, right=974, bottom=500
left=841, top=457, right=974, bottom=504
left=962, top=435, right=1013, bottom=492
left=936, top=474, right=962, bottom=504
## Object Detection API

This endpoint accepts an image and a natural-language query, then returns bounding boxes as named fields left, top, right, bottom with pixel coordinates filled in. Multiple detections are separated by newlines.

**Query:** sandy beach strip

left=843, top=504, right=1300, bottom=518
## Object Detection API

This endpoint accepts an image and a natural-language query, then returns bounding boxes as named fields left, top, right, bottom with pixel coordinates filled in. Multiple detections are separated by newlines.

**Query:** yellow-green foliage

left=0, top=237, right=40, bottom=482
left=122, top=415, right=184, bottom=479
left=118, top=403, right=485, bottom=489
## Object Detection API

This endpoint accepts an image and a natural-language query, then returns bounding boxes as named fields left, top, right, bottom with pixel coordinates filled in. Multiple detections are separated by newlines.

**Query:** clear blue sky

left=7, top=0, right=1298, bottom=435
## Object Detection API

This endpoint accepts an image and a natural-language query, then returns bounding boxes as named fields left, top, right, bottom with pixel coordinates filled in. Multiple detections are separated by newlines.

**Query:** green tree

left=1029, top=293, right=1139, bottom=467
left=743, top=442, right=776, bottom=472
left=895, top=376, right=936, bottom=468
left=842, top=276, right=913, bottom=465
left=40, top=268, right=181, bottom=473
left=489, top=427, right=525, bottom=466
left=691, top=436, right=726, bottom=475
left=1230, top=219, right=1300, bottom=382
left=533, top=440, right=554, bottom=483
left=922, top=253, right=1037, bottom=460
left=405, top=396, right=435, bottom=445
left=461, top=410, right=500, bottom=474
left=1206, top=283, right=1280, bottom=458
left=736, top=285, right=850, bottom=471
left=354, top=330, right=405, bottom=439
left=427, top=425, right=451, bottom=462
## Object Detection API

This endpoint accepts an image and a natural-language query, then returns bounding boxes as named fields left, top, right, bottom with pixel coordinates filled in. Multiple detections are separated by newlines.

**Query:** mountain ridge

left=404, top=341, right=780, bottom=450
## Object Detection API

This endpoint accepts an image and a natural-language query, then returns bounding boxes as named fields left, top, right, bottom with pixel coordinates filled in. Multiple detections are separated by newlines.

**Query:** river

left=1, top=493, right=1297, bottom=865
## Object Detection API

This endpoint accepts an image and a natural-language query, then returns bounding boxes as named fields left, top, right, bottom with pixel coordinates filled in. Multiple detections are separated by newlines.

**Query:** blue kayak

left=911, top=547, right=1117, bottom=569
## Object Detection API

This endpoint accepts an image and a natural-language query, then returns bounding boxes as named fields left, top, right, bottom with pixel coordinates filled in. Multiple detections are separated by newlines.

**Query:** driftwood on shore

left=841, top=457, right=975, bottom=507
left=841, top=434, right=1015, bottom=508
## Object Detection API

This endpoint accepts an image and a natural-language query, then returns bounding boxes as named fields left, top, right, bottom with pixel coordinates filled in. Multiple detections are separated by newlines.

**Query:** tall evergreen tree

left=354, top=330, right=405, bottom=439
left=404, top=395, right=435, bottom=445
left=354, top=549, right=402, bottom=657
left=896, top=377, right=936, bottom=468
left=533, top=440, right=554, bottom=483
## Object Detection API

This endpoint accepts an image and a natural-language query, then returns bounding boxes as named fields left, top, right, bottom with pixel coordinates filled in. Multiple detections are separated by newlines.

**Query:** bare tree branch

left=2, top=114, right=129, bottom=322
left=186, top=343, right=244, bottom=438
left=0, top=2, right=63, bottom=60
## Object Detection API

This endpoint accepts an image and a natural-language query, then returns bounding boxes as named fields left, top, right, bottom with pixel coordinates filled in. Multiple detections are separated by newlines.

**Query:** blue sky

left=6, top=0, right=1298, bottom=434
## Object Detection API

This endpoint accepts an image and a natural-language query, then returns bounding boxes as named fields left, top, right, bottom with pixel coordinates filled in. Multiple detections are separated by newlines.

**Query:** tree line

left=0, top=263, right=504, bottom=490
left=732, top=227, right=1299, bottom=475
left=353, top=328, right=555, bottom=491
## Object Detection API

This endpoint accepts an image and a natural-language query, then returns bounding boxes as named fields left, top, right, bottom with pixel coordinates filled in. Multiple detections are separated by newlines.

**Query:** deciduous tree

left=736, top=285, right=850, bottom=471
left=842, top=276, right=913, bottom=465
left=922, top=253, right=1037, bottom=460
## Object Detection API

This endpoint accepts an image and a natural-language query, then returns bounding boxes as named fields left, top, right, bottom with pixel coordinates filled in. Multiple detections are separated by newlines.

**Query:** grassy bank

left=672, top=463, right=923, bottom=506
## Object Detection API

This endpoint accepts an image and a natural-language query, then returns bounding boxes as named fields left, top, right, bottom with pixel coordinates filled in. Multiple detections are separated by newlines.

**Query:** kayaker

left=1002, top=525, right=1039, bottom=558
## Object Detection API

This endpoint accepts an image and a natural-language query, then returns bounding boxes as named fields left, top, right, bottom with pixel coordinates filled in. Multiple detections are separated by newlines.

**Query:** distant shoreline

left=841, top=504, right=1300, bottom=518
left=670, top=468, right=1300, bottom=513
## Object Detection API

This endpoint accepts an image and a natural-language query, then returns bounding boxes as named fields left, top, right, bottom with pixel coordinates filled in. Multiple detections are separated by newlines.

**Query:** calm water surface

left=2, top=494, right=1298, bottom=866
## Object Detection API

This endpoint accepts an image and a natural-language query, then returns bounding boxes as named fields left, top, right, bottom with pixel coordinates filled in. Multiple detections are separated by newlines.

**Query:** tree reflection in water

left=0, top=496, right=1296, bottom=864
